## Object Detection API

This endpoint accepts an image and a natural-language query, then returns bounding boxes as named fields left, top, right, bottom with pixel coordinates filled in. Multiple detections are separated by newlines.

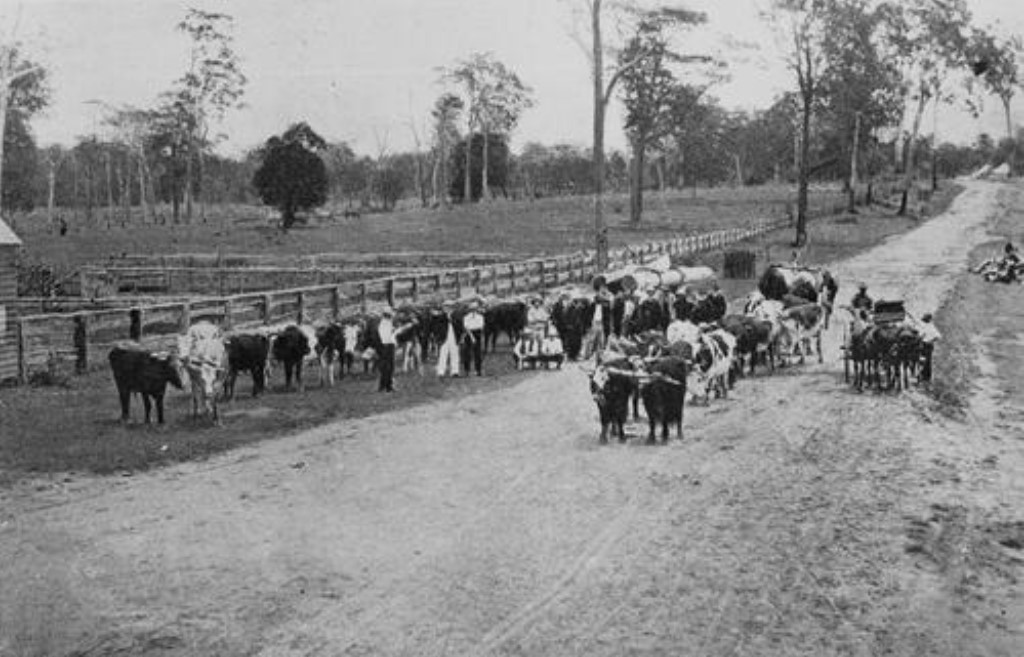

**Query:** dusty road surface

left=2, top=181, right=1023, bottom=656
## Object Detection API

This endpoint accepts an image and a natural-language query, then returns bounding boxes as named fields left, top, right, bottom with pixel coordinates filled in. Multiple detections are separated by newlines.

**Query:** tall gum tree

left=764, top=0, right=829, bottom=247
left=967, top=29, right=1022, bottom=176
left=878, top=0, right=972, bottom=216
left=618, top=8, right=710, bottom=225
left=566, top=0, right=710, bottom=268
left=170, top=8, right=246, bottom=223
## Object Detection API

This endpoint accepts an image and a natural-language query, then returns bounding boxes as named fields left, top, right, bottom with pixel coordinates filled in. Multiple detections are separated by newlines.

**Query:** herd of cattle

left=106, top=262, right=937, bottom=441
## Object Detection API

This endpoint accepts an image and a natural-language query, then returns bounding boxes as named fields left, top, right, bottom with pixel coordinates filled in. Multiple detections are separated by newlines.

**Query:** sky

left=8, top=0, right=1024, bottom=158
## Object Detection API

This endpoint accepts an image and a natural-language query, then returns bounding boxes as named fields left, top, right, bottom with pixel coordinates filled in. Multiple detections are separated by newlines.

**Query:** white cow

left=177, top=321, right=227, bottom=422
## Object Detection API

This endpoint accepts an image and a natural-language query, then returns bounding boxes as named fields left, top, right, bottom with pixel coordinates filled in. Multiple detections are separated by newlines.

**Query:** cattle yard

left=0, top=183, right=956, bottom=482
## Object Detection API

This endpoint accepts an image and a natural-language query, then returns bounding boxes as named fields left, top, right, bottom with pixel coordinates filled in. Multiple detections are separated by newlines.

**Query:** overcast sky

left=10, top=0, right=1024, bottom=157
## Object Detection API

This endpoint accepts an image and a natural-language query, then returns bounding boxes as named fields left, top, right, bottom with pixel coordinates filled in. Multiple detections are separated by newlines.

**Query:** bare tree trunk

left=105, top=151, right=114, bottom=227
left=136, top=147, right=150, bottom=223
left=1004, top=96, right=1016, bottom=178
left=184, top=143, right=194, bottom=222
left=592, top=0, right=608, bottom=270
left=795, top=93, right=811, bottom=246
left=847, top=112, right=861, bottom=213
left=733, top=153, right=743, bottom=187
left=47, top=157, right=56, bottom=229
left=481, top=126, right=490, bottom=201
left=629, top=135, right=645, bottom=225
left=899, top=87, right=927, bottom=217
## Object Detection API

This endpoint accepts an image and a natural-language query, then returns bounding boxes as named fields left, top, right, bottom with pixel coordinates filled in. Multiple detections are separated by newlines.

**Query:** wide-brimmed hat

left=857, top=281, right=868, bottom=290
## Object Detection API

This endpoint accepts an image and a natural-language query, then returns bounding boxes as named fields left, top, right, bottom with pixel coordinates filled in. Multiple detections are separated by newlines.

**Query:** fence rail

left=9, top=220, right=788, bottom=382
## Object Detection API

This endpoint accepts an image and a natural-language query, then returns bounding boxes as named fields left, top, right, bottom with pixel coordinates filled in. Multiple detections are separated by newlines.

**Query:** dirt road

left=2, top=181, right=1022, bottom=656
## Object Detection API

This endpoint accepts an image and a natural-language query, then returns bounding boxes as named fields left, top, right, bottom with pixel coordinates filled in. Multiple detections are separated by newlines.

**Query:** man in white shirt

left=916, top=312, right=941, bottom=382
left=461, top=300, right=486, bottom=376
left=377, top=308, right=397, bottom=392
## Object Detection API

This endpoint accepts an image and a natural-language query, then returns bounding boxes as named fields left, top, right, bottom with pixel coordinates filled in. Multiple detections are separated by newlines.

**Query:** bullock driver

left=461, top=300, right=486, bottom=376
left=851, top=282, right=873, bottom=317
left=377, top=307, right=397, bottom=392
left=584, top=284, right=612, bottom=359
left=916, top=313, right=941, bottom=382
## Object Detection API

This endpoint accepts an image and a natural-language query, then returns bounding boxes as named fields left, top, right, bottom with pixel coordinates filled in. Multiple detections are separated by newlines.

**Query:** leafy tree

left=169, top=8, right=246, bottom=222
left=430, top=93, right=463, bottom=207
left=2, top=112, right=38, bottom=213
left=0, top=44, right=48, bottom=220
left=449, top=133, right=510, bottom=202
left=441, top=53, right=532, bottom=202
left=877, top=0, right=973, bottom=214
left=967, top=30, right=1022, bottom=174
left=252, top=122, right=328, bottom=230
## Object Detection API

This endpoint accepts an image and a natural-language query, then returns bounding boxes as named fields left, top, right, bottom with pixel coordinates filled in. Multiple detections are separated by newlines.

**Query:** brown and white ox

left=778, top=302, right=829, bottom=365
left=758, top=264, right=839, bottom=328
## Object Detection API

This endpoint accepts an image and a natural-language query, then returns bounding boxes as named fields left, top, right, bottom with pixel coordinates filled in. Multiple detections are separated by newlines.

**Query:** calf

left=223, top=333, right=270, bottom=399
left=108, top=344, right=184, bottom=424
left=639, top=356, right=688, bottom=444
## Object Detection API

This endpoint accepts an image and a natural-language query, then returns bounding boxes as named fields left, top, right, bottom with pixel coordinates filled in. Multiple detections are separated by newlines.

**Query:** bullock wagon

left=841, top=299, right=907, bottom=384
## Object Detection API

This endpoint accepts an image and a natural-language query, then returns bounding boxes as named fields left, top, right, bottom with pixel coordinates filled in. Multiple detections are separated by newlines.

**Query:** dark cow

left=484, top=300, right=527, bottom=352
left=719, top=314, right=776, bottom=376
left=691, top=291, right=728, bottom=325
left=223, top=333, right=270, bottom=399
left=271, top=325, right=313, bottom=390
left=314, top=324, right=347, bottom=385
left=108, top=344, right=184, bottom=424
left=553, top=296, right=591, bottom=360
left=590, top=356, right=637, bottom=444
left=640, top=356, right=689, bottom=444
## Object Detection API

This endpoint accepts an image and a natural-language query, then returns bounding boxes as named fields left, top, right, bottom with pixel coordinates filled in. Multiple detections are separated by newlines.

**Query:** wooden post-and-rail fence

left=10, top=219, right=788, bottom=383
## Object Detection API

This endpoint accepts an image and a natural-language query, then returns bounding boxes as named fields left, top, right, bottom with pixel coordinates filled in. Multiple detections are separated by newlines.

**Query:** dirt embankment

left=1, top=181, right=1022, bottom=656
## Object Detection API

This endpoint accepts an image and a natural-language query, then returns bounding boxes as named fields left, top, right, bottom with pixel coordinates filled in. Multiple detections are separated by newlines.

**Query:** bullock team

left=106, top=262, right=939, bottom=433
left=584, top=263, right=939, bottom=445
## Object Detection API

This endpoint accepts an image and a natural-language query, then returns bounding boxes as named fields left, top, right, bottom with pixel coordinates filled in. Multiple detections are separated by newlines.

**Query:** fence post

left=261, top=294, right=272, bottom=325
left=386, top=279, right=395, bottom=307
left=16, top=318, right=26, bottom=385
left=180, top=301, right=192, bottom=332
left=223, top=299, right=233, bottom=331
left=129, top=307, right=142, bottom=341
left=73, top=313, right=88, bottom=374
left=332, top=286, right=342, bottom=320
left=359, top=283, right=367, bottom=313
left=454, top=270, right=463, bottom=299
left=297, top=291, right=306, bottom=324
left=509, top=264, right=516, bottom=294
left=492, top=265, right=499, bottom=295
left=410, top=277, right=419, bottom=304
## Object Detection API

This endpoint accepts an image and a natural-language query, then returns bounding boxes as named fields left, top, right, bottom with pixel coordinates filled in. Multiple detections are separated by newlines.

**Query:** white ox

left=177, top=321, right=227, bottom=422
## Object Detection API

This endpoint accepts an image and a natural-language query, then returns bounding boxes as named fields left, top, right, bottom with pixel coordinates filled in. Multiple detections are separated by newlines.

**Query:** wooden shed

left=0, top=217, right=21, bottom=382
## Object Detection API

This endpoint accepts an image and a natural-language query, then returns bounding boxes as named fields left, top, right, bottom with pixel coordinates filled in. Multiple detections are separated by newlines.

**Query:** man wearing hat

left=377, top=307, right=397, bottom=392
left=436, top=300, right=462, bottom=377
left=916, top=312, right=941, bottom=382
left=851, top=282, right=873, bottom=317
left=460, top=299, right=486, bottom=376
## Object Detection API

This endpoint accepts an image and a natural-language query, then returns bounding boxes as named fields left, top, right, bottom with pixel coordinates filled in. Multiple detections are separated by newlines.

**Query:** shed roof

left=0, top=218, right=22, bottom=246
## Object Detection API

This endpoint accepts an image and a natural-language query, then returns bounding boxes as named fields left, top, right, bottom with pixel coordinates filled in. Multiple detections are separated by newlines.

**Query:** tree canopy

left=252, top=122, right=328, bottom=230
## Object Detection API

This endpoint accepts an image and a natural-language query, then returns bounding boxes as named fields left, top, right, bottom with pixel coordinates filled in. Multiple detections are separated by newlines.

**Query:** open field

left=10, top=184, right=854, bottom=274
left=0, top=184, right=959, bottom=482
left=1, top=180, right=1020, bottom=657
